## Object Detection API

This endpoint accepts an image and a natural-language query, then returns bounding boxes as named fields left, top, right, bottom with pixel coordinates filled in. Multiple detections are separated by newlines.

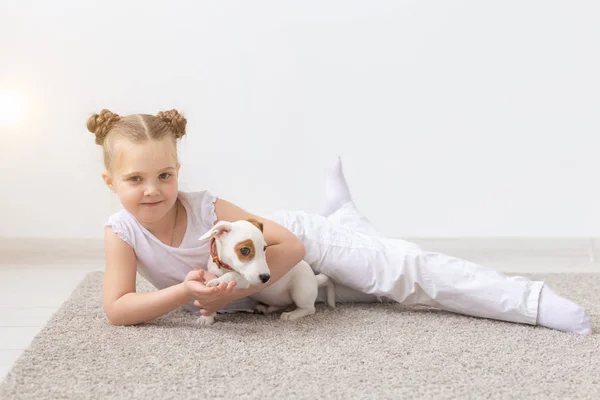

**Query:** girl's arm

left=195, top=198, right=306, bottom=313
left=102, top=227, right=233, bottom=326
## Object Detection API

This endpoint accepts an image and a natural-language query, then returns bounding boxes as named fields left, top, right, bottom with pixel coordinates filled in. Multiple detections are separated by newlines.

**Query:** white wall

left=1, top=0, right=599, bottom=239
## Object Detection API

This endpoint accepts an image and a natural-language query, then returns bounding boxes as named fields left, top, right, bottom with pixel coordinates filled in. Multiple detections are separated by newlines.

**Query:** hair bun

left=157, top=109, right=187, bottom=139
left=87, top=109, right=121, bottom=145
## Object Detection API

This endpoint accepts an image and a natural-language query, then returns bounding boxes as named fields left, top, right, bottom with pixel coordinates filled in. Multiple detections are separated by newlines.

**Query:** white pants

left=266, top=202, right=544, bottom=326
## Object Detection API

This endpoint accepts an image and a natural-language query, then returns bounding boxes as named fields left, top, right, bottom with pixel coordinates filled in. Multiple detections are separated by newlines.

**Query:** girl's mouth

left=142, top=201, right=163, bottom=207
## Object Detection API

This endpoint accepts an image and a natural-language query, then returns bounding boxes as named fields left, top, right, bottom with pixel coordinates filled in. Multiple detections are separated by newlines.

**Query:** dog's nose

left=259, top=274, right=270, bottom=283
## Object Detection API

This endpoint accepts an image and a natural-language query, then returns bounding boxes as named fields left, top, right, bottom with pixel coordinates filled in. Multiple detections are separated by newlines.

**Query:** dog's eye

left=240, top=247, right=251, bottom=256
left=263, top=245, right=267, bottom=252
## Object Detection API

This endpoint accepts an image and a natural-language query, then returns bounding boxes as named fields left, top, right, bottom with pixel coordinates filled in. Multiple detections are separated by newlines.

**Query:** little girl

left=88, top=108, right=593, bottom=335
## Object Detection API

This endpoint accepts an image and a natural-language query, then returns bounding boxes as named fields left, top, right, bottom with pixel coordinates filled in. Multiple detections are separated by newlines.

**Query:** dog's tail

left=315, top=274, right=336, bottom=308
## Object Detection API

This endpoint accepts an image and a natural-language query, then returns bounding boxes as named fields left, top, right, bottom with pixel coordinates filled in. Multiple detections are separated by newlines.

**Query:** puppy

left=196, top=218, right=335, bottom=325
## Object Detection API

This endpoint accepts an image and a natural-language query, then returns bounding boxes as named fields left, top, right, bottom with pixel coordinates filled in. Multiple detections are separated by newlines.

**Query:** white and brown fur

left=197, top=219, right=335, bottom=325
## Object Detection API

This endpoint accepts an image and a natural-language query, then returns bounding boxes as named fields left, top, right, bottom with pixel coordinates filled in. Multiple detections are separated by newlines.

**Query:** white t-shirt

left=104, top=190, right=257, bottom=313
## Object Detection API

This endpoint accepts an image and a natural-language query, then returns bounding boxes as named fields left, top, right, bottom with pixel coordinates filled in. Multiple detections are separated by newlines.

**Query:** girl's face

left=103, top=137, right=180, bottom=226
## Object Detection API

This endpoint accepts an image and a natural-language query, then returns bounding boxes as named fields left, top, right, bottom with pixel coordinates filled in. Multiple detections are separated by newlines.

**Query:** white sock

left=537, top=285, right=592, bottom=335
left=321, top=156, right=353, bottom=216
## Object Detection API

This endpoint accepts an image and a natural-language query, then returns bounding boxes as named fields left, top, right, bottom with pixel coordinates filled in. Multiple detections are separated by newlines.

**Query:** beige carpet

left=1, top=272, right=598, bottom=399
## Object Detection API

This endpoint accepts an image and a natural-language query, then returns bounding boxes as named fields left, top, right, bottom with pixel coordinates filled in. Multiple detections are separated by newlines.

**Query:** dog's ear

left=199, top=221, right=233, bottom=241
left=246, top=218, right=263, bottom=232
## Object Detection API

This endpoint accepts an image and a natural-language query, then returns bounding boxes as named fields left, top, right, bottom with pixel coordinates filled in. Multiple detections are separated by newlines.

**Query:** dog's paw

left=254, top=304, right=270, bottom=314
left=281, top=308, right=315, bottom=321
left=206, top=279, right=220, bottom=288
left=196, top=315, right=215, bottom=326
left=280, top=311, right=298, bottom=321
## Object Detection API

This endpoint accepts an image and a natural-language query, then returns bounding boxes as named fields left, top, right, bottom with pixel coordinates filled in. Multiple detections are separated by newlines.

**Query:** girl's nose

left=144, top=184, right=159, bottom=197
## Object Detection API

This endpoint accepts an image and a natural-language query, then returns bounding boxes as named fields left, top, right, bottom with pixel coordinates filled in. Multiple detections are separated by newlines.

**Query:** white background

left=1, top=0, right=598, bottom=239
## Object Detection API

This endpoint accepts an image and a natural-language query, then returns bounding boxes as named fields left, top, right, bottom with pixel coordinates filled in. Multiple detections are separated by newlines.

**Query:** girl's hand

left=182, top=269, right=236, bottom=303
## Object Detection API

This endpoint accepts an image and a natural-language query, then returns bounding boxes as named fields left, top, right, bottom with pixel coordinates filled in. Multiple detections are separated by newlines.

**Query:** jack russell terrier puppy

left=196, top=218, right=336, bottom=325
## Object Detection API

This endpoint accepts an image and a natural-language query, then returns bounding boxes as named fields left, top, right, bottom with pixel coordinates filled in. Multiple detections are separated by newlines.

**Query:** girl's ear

left=101, top=170, right=116, bottom=193
left=199, top=221, right=232, bottom=241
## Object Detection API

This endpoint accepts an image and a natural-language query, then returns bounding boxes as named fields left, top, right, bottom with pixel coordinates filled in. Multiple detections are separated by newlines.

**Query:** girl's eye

left=159, top=173, right=171, bottom=179
left=240, top=247, right=251, bottom=256
left=129, top=176, right=141, bottom=182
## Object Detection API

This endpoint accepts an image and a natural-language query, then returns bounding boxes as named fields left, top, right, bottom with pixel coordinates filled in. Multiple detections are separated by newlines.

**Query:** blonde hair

left=86, top=109, right=187, bottom=170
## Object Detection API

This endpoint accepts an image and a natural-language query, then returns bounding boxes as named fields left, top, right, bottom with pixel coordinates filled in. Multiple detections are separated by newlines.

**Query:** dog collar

left=210, top=237, right=234, bottom=271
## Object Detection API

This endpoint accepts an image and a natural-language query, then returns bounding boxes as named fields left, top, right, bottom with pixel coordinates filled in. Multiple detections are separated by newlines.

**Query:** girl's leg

left=267, top=209, right=592, bottom=334
left=320, top=156, right=354, bottom=217
left=319, top=156, right=381, bottom=237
